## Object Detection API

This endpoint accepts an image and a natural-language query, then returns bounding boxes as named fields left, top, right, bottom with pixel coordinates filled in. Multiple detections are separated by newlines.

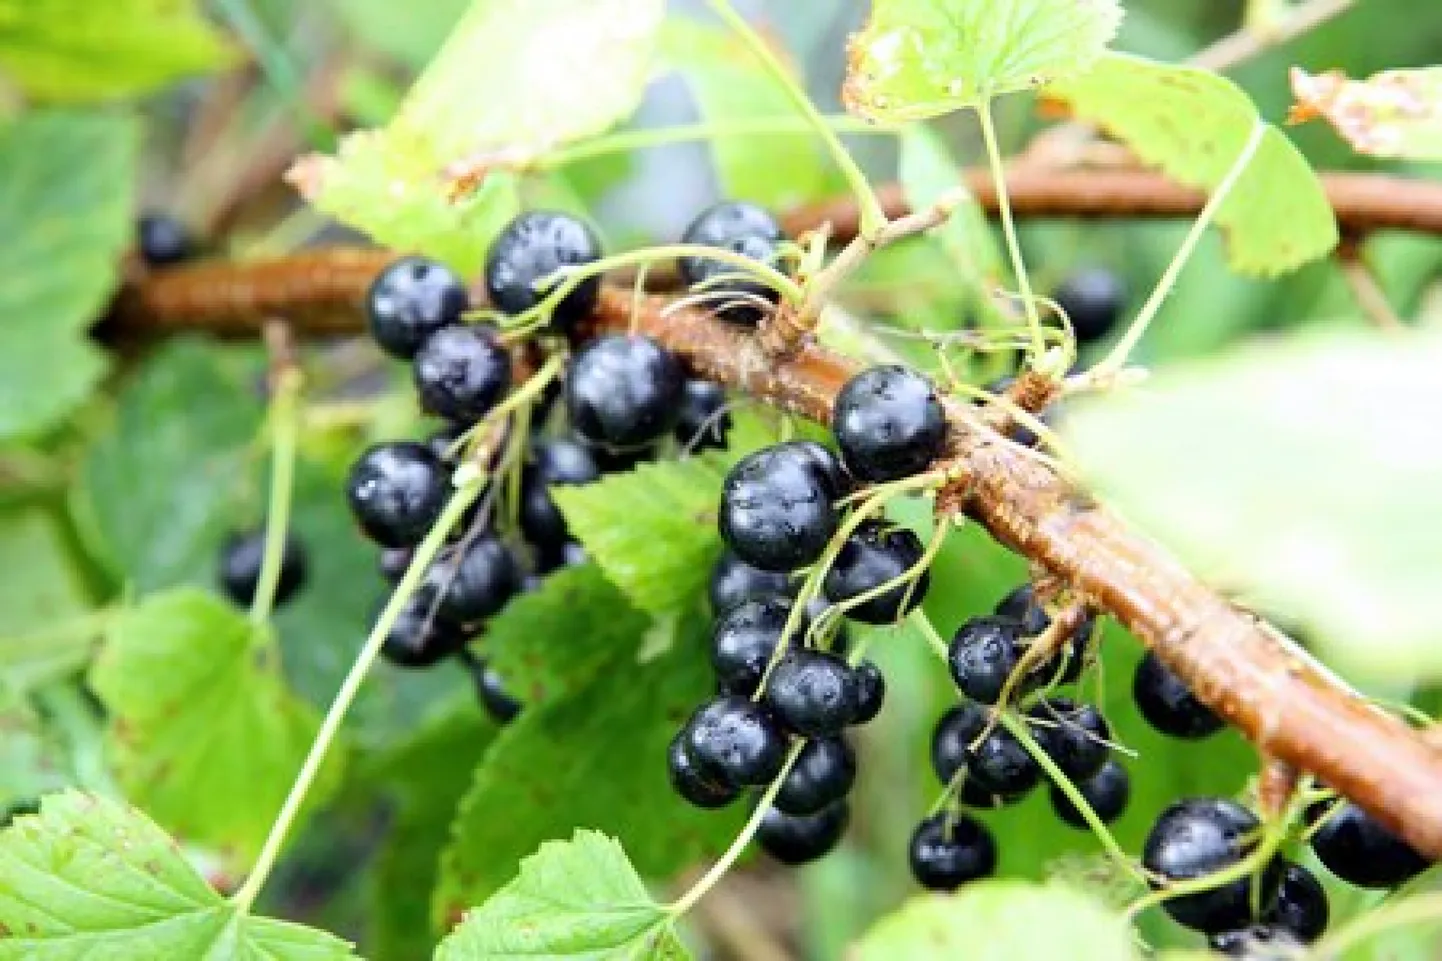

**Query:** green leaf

left=843, top=0, right=1123, bottom=119
left=0, top=0, right=236, bottom=102
left=365, top=699, right=498, bottom=960
left=0, top=112, right=137, bottom=441
left=295, top=0, right=665, bottom=274
left=88, top=589, right=341, bottom=861
left=436, top=830, right=687, bottom=960
left=0, top=791, right=356, bottom=959
left=553, top=457, right=725, bottom=618
left=433, top=623, right=740, bottom=925
left=0, top=691, right=68, bottom=813
left=333, top=0, right=469, bottom=68
left=0, top=509, right=94, bottom=692
left=1291, top=66, right=1442, bottom=162
left=484, top=563, right=650, bottom=705
left=1062, top=326, right=1442, bottom=685
left=660, top=18, right=832, bottom=209
left=852, top=881, right=1137, bottom=960
left=1045, top=53, right=1338, bottom=276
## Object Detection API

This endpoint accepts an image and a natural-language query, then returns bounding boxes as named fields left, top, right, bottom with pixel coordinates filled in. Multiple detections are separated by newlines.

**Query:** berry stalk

left=249, top=366, right=302, bottom=624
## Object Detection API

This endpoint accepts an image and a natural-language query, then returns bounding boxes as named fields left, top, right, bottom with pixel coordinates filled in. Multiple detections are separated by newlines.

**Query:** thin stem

left=249, top=368, right=302, bottom=624
left=231, top=479, right=483, bottom=914
left=1090, top=122, right=1268, bottom=383
left=1305, top=891, right=1442, bottom=959
left=212, top=0, right=332, bottom=149
left=910, top=607, right=951, bottom=662
left=705, top=0, right=885, bottom=236
left=667, top=740, right=806, bottom=918
left=1125, top=816, right=1287, bottom=922
left=996, top=712, right=1149, bottom=885
left=977, top=98, right=1046, bottom=363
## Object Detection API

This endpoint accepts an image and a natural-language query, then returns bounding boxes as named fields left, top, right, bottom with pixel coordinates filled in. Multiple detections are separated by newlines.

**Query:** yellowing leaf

left=1290, top=66, right=1442, bottom=161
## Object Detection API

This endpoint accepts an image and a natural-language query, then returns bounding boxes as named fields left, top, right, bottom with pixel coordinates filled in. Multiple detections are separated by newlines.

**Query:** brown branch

left=115, top=251, right=1442, bottom=859
left=780, top=170, right=1442, bottom=241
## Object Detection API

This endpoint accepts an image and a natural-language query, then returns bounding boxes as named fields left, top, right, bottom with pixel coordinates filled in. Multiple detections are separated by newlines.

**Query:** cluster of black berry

left=669, top=358, right=948, bottom=864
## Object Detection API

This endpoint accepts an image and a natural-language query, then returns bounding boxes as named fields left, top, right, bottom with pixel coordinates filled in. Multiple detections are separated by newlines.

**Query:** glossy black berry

left=909, top=814, right=997, bottom=890
left=958, top=777, right=1024, bottom=809
left=757, top=801, right=849, bottom=864
left=850, top=660, right=886, bottom=725
left=668, top=732, right=740, bottom=809
left=347, top=442, right=451, bottom=548
left=1054, top=267, right=1125, bottom=345
left=1208, top=924, right=1303, bottom=958
left=1142, top=797, right=1280, bottom=932
left=823, top=521, right=930, bottom=624
left=718, top=445, right=837, bottom=572
left=366, top=256, right=469, bottom=359
left=485, top=211, right=602, bottom=328
left=783, top=440, right=852, bottom=499
left=712, top=596, right=798, bottom=696
left=1307, top=800, right=1429, bottom=888
left=378, top=547, right=413, bottom=584
left=137, top=213, right=195, bottom=267
left=674, top=379, right=731, bottom=451
left=413, top=325, right=511, bottom=423
left=995, top=584, right=1096, bottom=685
left=678, top=201, right=785, bottom=326
left=948, top=615, right=1026, bottom=704
left=461, top=652, right=522, bottom=724
left=218, top=528, right=307, bottom=608
left=930, top=703, right=990, bottom=783
left=708, top=549, right=794, bottom=616
left=426, top=537, right=521, bottom=623
left=994, top=583, right=1051, bottom=635
left=565, top=335, right=683, bottom=450
left=380, top=593, right=469, bottom=668
left=519, top=438, right=600, bottom=550
left=765, top=648, right=859, bottom=738
left=683, top=695, right=788, bottom=788
left=1027, top=698, right=1111, bottom=781
left=1133, top=651, right=1225, bottom=739
left=1266, top=862, right=1329, bottom=941
left=1050, top=759, right=1130, bottom=828
left=966, top=726, right=1040, bottom=797
left=832, top=364, right=946, bottom=483
left=775, top=737, right=855, bottom=816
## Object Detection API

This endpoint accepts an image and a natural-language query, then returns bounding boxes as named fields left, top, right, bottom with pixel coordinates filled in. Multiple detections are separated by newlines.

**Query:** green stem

left=977, top=98, right=1046, bottom=363
left=1091, top=121, right=1268, bottom=382
left=1305, top=891, right=1442, bottom=959
left=250, top=368, right=302, bottom=624
left=667, top=740, right=806, bottom=918
left=705, top=0, right=886, bottom=236
left=540, top=115, right=895, bottom=169
left=231, top=480, right=483, bottom=914
left=910, top=607, right=951, bottom=661
left=212, top=0, right=332, bottom=149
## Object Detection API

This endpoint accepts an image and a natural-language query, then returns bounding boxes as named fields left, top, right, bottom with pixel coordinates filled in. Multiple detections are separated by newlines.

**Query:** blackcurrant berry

left=1266, top=861, right=1329, bottom=942
left=850, top=660, right=886, bottom=725
left=565, top=335, right=683, bottom=450
left=519, top=438, right=600, bottom=550
left=674, top=379, right=731, bottom=451
left=958, top=777, right=1025, bottom=809
left=757, top=801, right=849, bottom=865
left=782, top=440, right=852, bottom=499
left=1053, top=267, right=1125, bottom=345
left=678, top=201, right=785, bottom=326
left=426, top=536, right=521, bottom=623
left=218, top=528, right=307, bottom=608
left=930, top=703, right=990, bottom=783
left=909, top=814, right=997, bottom=890
left=668, top=732, right=740, bottom=809
left=683, top=695, right=788, bottom=787
left=380, top=593, right=469, bottom=667
left=966, top=726, right=1040, bottom=797
left=1307, top=800, right=1429, bottom=888
left=424, top=423, right=467, bottom=465
left=1141, top=797, right=1280, bottom=932
left=1027, top=698, right=1111, bottom=781
left=823, top=520, right=929, bottom=624
left=412, top=325, right=511, bottom=423
left=485, top=211, right=602, bottom=328
left=832, top=364, right=946, bottom=483
left=994, top=583, right=1051, bottom=637
left=1050, top=759, right=1130, bottom=829
left=708, top=549, right=794, bottom=616
left=995, top=584, right=1096, bottom=685
left=137, top=213, right=196, bottom=267
left=1133, top=651, right=1225, bottom=739
left=765, top=648, right=859, bottom=738
left=461, top=652, right=523, bottom=724
left=948, top=615, right=1026, bottom=704
left=378, top=547, right=413, bottom=584
left=366, top=256, right=469, bottom=360
left=347, top=442, right=451, bottom=548
left=585, top=439, right=657, bottom=475
left=775, top=737, right=855, bottom=816
left=1207, top=924, right=1303, bottom=958
left=718, top=444, right=837, bottom=572
left=711, top=596, right=799, bottom=696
